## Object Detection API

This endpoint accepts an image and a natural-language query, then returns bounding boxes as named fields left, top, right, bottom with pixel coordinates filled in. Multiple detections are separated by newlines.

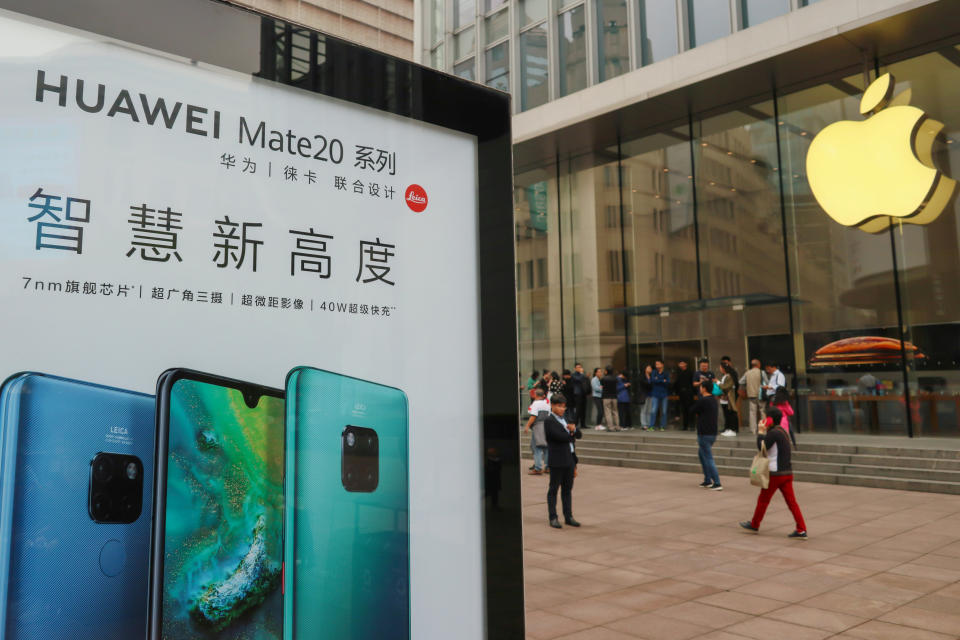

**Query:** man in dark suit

left=544, top=393, right=583, bottom=529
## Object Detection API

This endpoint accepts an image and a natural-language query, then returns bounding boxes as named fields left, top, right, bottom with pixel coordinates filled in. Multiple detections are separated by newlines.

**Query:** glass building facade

left=514, top=43, right=960, bottom=437
left=425, top=0, right=801, bottom=113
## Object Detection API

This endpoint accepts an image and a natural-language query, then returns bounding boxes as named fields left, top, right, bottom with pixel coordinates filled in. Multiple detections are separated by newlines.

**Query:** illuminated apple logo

left=806, top=73, right=957, bottom=233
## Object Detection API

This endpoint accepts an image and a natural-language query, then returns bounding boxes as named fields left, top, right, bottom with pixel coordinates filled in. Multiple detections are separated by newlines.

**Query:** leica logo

left=353, top=402, right=367, bottom=413
left=109, top=426, right=128, bottom=435
left=404, top=184, right=428, bottom=212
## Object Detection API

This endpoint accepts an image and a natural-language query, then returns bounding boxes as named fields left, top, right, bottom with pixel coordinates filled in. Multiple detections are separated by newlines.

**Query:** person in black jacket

left=692, top=380, right=722, bottom=490
left=740, top=408, right=808, bottom=538
left=543, top=393, right=582, bottom=529
left=572, top=363, right=589, bottom=430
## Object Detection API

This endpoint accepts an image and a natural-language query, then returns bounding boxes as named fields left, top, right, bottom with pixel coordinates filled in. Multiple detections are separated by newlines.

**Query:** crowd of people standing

left=523, top=357, right=791, bottom=436
left=522, top=356, right=807, bottom=538
left=523, top=357, right=807, bottom=538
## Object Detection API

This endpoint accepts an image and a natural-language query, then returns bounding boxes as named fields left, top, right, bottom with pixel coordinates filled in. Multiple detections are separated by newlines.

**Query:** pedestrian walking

left=591, top=368, right=604, bottom=429
left=739, top=359, right=766, bottom=434
left=771, top=387, right=798, bottom=448
left=616, top=371, right=632, bottom=428
left=544, top=393, right=582, bottom=529
left=740, top=408, right=807, bottom=538
left=524, top=388, right=550, bottom=474
left=601, top=367, right=621, bottom=431
left=692, top=379, right=722, bottom=490
left=572, top=363, right=589, bottom=430
left=648, top=360, right=670, bottom=431
left=675, top=360, right=694, bottom=431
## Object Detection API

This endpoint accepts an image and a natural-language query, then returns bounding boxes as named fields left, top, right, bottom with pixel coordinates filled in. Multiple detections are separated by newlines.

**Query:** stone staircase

left=520, top=430, right=960, bottom=494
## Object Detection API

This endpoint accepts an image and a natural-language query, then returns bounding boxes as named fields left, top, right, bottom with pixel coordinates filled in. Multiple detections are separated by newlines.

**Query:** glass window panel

left=520, top=0, right=548, bottom=28
left=687, top=0, right=730, bottom=48
left=455, top=26, right=475, bottom=60
left=454, top=58, right=475, bottom=81
left=622, top=128, right=697, bottom=306
left=520, top=25, right=548, bottom=110
left=486, top=0, right=507, bottom=14
left=596, top=0, right=629, bottom=82
left=694, top=105, right=785, bottom=300
left=514, top=166, right=560, bottom=384
left=485, top=8, right=509, bottom=43
left=741, top=0, right=789, bottom=27
left=637, top=0, right=678, bottom=66
left=485, top=41, right=510, bottom=91
left=881, top=51, right=960, bottom=436
left=778, top=75, right=913, bottom=435
left=558, top=6, right=587, bottom=97
left=429, top=0, right=444, bottom=46
left=454, top=0, right=475, bottom=29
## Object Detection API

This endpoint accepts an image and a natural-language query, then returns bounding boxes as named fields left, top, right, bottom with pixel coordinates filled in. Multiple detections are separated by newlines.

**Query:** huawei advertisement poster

left=0, top=8, right=486, bottom=639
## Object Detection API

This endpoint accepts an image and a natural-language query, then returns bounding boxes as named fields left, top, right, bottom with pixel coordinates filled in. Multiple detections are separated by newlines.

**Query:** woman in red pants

left=739, top=408, right=807, bottom=538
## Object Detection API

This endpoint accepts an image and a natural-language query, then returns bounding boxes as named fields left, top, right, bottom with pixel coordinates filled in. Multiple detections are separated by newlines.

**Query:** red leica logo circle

left=405, top=184, right=428, bottom=212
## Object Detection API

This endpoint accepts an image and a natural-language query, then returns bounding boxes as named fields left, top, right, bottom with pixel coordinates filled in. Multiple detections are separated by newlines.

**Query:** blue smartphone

left=284, top=366, right=409, bottom=640
left=0, top=372, right=155, bottom=639
left=148, top=369, right=284, bottom=640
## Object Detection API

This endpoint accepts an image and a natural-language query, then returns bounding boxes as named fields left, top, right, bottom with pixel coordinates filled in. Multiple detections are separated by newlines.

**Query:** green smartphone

left=149, top=369, right=284, bottom=639
left=284, top=367, right=409, bottom=639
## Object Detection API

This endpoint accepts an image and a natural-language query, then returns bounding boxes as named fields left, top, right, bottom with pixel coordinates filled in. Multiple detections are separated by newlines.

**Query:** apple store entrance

left=514, top=44, right=960, bottom=439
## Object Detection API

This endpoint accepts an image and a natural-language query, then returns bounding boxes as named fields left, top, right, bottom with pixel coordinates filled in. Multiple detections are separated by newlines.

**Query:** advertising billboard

left=0, top=3, right=521, bottom=638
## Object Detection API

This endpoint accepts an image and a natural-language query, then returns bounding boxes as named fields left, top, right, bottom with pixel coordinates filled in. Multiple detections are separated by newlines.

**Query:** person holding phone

left=544, top=394, right=582, bottom=529
left=740, top=408, right=807, bottom=539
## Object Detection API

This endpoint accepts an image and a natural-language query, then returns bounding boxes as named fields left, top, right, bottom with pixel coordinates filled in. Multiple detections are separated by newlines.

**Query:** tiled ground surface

left=522, top=464, right=960, bottom=640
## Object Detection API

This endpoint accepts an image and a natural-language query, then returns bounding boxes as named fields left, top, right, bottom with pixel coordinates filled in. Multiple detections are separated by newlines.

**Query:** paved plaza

left=522, top=464, right=960, bottom=639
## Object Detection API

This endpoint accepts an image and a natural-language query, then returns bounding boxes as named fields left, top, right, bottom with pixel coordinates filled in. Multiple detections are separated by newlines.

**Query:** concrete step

left=523, top=434, right=960, bottom=467
left=520, top=430, right=960, bottom=495
left=567, top=454, right=960, bottom=495
left=569, top=431, right=960, bottom=460
left=562, top=446, right=960, bottom=484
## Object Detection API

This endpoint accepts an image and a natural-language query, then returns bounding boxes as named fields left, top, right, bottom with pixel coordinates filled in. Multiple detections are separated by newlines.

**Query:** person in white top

left=524, top=388, right=551, bottom=474
left=762, top=363, right=786, bottom=403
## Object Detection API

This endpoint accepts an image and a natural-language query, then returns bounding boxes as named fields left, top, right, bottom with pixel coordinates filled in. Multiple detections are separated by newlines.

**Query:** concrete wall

left=231, top=0, right=414, bottom=60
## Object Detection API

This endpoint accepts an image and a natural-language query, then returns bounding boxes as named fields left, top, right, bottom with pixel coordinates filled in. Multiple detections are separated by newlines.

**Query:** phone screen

left=160, top=377, right=284, bottom=639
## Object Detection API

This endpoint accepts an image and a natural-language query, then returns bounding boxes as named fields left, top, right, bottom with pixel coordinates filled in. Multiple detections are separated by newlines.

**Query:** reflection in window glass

left=741, top=0, right=789, bottom=27
left=638, top=0, right=678, bottom=66
left=520, top=0, right=547, bottom=28
left=454, top=0, right=474, bottom=29
left=429, top=0, right=444, bottom=46
left=596, top=0, right=629, bottom=82
left=687, top=0, right=730, bottom=48
left=558, top=6, right=587, bottom=97
left=520, top=25, right=549, bottom=111
left=486, top=9, right=509, bottom=43
left=694, top=105, right=784, bottom=302
left=485, top=42, right=510, bottom=92
left=455, top=26, right=475, bottom=60
left=486, top=0, right=507, bottom=14
left=454, top=58, right=475, bottom=81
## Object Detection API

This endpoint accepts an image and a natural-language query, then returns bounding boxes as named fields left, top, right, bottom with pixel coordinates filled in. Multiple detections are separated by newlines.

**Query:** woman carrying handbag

left=739, top=408, right=808, bottom=539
